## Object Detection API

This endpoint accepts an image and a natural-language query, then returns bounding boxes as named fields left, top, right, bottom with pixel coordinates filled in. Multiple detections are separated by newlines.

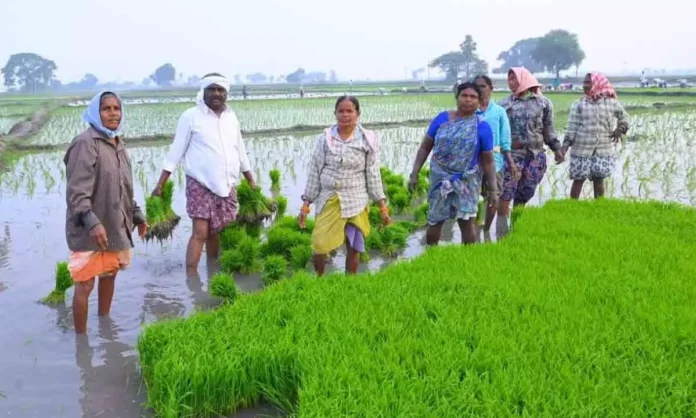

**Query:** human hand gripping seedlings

left=298, top=203, right=310, bottom=229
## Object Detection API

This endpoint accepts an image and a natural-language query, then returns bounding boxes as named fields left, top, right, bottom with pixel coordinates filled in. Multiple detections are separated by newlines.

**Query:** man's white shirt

left=162, top=104, right=251, bottom=197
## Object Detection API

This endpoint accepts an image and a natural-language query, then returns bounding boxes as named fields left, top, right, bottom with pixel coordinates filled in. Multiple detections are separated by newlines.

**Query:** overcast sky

left=3, top=0, right=695, bottom=83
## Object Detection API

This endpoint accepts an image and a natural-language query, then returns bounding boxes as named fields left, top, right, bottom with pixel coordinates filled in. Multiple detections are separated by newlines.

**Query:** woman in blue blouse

left=408, top=82, right=498, bottom=245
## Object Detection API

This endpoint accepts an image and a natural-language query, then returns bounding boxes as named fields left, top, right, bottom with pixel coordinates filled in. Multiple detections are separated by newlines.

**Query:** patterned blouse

left=562, top=97, right=630, bottom=158
left=498, top=93, right=561, bottom=158
left=302, top=125, right=386, bottom=218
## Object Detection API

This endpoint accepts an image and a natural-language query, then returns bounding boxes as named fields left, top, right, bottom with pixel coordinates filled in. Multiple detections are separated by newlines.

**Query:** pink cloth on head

left=510, top=67, right=542, bottom=96
left=587, top=72, right=617, bottom=101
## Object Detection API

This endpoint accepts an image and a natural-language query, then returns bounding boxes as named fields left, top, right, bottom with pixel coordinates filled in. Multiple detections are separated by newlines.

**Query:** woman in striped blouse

left=299, top=96, right=392, bottom=276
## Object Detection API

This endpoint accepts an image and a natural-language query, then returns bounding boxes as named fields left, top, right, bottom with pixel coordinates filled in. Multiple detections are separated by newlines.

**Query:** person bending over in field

left=562, top=72, right=630, bottom=199
left=473, top=75, right=516, bottom=234
left=298, top=96, right=392, bottom=276
left=408, top=82, right=498, bottom=245
left=153, top=73, right=257, bottom=273
left=497, top=67, right=565, bottom=236
left=64, top=91, right=148, bottom=334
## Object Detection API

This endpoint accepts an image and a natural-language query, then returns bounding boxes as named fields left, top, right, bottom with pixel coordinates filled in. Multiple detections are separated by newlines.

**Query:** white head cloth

left=196, top=75, right=230, bottom=105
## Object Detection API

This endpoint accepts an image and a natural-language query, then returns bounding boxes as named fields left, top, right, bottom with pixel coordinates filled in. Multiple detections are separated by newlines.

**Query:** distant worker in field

left=408, top=82, right=498, bottom=245
left=498, top=67, right=564, bottom=235
left=300, top=86, right=305, bottom=98
left=64, top=91, right=148, bottom=334
left=153, top=73, right=257, bottom=273
left=473, top=75, right=515, bottom=233
left=242, top=85, right=248, bottom=99
left=298, top=96, right=392, bottom=276
left=562, top=72, right=629, bottom=199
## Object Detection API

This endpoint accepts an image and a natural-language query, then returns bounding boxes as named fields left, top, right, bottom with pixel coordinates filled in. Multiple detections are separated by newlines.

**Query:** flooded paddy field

left=1, top=96, right=695, bottom=416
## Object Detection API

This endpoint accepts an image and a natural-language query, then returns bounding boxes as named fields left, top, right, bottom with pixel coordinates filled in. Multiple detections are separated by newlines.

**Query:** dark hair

left=202, top=72, right=224, bottom=78
left=474, top=75, right=493, bottom=89
left=455, top=82, right=482, bottom=99
left=335, top=95, right=360, bottom=113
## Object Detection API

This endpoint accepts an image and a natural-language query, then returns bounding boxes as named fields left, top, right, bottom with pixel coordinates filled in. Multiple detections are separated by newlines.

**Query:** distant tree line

left=428, top=29, right=586, bottom=83
left=2, top=30, right=585, bottom=93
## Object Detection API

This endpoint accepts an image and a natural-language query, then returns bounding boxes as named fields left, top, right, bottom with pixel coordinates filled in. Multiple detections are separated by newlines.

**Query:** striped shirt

left=302, top=126, right=386, bottom=217
left=563, top=97, right=630, bottom=157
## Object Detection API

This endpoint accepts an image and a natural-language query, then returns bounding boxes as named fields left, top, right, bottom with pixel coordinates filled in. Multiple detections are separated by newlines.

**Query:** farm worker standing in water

left=407, top=82, right=498, bottom=245
left=298, top=96, right=392, bottom=276
left=562, top=72, right=630, bottom=199
left=153, top=73, right=257, bottom=273
left=473, top=75, right=515, bottom=233
left=64, top=91, right=148, bottom=334
left=497, top=67, right=564, bottom=236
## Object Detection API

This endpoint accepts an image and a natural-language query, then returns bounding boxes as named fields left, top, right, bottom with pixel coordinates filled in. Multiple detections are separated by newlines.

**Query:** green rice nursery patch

left=137, top=199, right=696, bottom=417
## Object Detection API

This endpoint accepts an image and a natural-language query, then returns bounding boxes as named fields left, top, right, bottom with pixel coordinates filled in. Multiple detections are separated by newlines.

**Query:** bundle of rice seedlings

left=209, top=272, right=238, bottom=303
left=413, top=202, right=429, bottom=226
left=220, top=236, right=261, bottom=274
left=219, top=225, right=248, bottom=252
left=262, top=255, right=288, bottom=286
left=275, top=216, right=315, bottom=234
left=289, top=244, right=313, bottom=270
left=274, top=195, right=288, bottom=219
left=236, top=180, right=276, bottom=225
left=40, top=261, right=73, bottom=305
left=373, top=224, right=409, bottom=257
left=269, top=169, right=281, bottom=192
left=145, top=180, right=180, bottom=243
left=261, top=227, right=311, bottom=259
left=390, top=192, right=410, bottom=214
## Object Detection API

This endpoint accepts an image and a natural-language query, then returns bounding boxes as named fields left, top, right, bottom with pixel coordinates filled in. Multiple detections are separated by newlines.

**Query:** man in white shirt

left=152, top=73, right=257, bottom=272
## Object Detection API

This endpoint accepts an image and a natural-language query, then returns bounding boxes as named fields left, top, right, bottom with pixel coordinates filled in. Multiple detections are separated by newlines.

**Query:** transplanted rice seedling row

left=137, top=199, right=696, bottom=417
left=25, top=92, right=696, bottom=146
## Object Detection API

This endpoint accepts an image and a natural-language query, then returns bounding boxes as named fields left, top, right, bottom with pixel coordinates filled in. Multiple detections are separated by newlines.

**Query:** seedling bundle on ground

left=145, top=180, right=180, bottom=243
left=137, top=199, right=696, bottom=417
left=39, top=261, right=73, bottom=304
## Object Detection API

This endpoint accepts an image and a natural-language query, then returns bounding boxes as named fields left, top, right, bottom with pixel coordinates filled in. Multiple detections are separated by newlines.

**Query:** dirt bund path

left=0, top=101, right=65, bottom=168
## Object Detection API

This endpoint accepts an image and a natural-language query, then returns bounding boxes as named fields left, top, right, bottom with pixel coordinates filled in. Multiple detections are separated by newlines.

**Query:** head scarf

left=509, top=67, right=542, bottom=96
left=82, top=91, right=124, bottom=138
left=196, top=74, right=230, bottom=106
left=586, top=72, right=617, bottom=101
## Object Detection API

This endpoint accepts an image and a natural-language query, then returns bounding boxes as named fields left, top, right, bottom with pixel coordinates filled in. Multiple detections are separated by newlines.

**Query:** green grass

left=137, top=199, right=696, bottom=417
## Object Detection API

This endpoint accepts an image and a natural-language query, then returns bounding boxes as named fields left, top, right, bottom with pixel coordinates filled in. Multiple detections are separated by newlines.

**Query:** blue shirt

left=427, top=111, right=494, bottom=170
left=477, top=100, right=511, bottom=172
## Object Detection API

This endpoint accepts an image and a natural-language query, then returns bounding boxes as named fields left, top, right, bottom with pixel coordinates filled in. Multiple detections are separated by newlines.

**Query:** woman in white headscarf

left=153, top=73, right=257, bottom=272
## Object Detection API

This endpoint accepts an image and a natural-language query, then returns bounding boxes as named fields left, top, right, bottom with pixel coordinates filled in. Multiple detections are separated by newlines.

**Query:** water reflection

left=75, top=318, right=147, bottom=418
left=0, top=222, right=10, bottom=270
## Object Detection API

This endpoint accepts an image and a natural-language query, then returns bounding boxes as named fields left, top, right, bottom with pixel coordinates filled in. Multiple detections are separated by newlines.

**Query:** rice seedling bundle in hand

left=209, top=272, right=238, bottom=303
left=145, top=180, right=180, bottom=243
left=236, top=180, right=277, bottom=226
left=40, top=261, right=73, bottom=305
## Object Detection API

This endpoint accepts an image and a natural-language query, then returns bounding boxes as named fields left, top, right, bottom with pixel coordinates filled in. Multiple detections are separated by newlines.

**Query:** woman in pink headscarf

left=561, top=72, right=629, bottom=199
left=496, top=67, right=564, bottom=235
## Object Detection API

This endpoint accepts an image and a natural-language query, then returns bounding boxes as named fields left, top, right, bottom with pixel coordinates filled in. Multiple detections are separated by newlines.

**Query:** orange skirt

left=68, top=250, right=132, bottom=282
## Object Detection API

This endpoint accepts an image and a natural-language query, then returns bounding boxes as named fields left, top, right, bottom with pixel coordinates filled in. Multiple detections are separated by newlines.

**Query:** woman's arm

left=365, top=134, right=386, bottom=206
left=66, top=138, right=101, bottom=230
left=301, top=135, right=326, bottom=205
left=478, top=121, right=497, bottom=195
left=562, top=101, right=581, bottom=151
left=541, top=98, right=562, bottom=152
left=499, top=110, right=514, bottom=168
left=614, top=100, right=630, bottom=136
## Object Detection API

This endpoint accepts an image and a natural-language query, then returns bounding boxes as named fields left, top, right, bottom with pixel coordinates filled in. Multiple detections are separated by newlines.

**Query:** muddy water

left=1, top=118, right=694, bottom=417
